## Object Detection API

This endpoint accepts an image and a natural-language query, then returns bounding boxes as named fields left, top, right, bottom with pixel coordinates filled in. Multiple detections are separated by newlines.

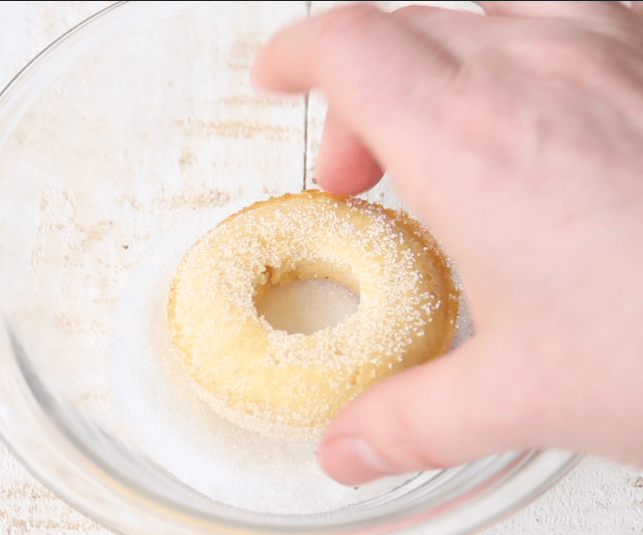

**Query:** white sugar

left=105, top=198, right=420, bottom=514
left=256, top=279, right=359, bottom=335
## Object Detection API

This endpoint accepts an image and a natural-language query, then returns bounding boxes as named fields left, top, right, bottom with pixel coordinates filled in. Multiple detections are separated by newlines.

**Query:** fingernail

left=318, top=436, right=399, bottom=486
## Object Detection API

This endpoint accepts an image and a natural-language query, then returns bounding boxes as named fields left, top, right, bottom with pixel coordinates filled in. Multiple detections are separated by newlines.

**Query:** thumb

left=317, top=334, right=531, bottom=486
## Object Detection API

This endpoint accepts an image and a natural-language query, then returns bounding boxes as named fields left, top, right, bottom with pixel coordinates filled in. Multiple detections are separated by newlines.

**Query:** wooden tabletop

left=0, top=3, right=641, bottom=534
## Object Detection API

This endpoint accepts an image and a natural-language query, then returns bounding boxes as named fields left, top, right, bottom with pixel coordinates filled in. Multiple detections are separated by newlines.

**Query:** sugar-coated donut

left=167, top=190, right=459, bottom=438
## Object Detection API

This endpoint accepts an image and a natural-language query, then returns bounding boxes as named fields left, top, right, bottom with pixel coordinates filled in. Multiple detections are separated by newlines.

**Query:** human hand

left=251, top=1, right=643, bottom=485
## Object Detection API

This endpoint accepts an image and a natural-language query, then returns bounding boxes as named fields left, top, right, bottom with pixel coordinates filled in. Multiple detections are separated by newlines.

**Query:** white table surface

left=0, top=2, right=642, bottom=534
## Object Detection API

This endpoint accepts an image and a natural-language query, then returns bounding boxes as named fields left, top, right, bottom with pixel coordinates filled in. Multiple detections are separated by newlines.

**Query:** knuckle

left=391, top=4, right=430, bottom=21
left=314, top=3, right=384, bottom=51
left=517, top=32, right=618, bottom=80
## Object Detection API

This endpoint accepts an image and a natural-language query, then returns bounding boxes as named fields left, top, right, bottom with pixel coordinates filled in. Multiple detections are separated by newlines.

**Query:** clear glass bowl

left=0, top=2, right=580, bottom=534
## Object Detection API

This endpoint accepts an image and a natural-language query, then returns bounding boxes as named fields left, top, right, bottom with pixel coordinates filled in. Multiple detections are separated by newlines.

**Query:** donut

left=167, top=190, right=459, bottom=438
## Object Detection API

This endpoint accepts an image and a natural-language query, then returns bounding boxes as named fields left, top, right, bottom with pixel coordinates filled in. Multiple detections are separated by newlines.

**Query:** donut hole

left=254, top=260, right=360, bottom=335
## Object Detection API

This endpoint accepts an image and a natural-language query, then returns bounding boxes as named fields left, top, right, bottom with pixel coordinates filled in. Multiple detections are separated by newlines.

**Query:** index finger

left=251, top=3, right=461, bottom=208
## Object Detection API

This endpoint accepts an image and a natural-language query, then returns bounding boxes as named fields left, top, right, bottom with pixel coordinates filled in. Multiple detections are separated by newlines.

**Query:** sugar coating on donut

left=168, top=190, right=459, bottom=439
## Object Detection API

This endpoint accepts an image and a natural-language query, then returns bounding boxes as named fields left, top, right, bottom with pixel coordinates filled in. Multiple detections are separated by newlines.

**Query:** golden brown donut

left=167, top=190, right=459, bottom=439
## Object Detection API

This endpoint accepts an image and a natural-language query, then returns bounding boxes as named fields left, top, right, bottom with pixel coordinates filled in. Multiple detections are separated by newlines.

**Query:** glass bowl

left=0, top=2, right=580, bottom=534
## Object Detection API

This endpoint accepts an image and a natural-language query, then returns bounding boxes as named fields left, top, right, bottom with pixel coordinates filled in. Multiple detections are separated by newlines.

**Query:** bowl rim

left=0, top=324, right=582, bottom=534
left=0, top=2, right=583, bottom=534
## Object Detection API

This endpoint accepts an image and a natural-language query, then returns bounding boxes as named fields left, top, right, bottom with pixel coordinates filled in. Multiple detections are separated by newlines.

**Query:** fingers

left=315, top=107, right=384, bottom=194
left=253, top=0, right=641, bottom=203
left=252, top=3, right=459, bottom=195
left=317, top=335, right=533, bottom=486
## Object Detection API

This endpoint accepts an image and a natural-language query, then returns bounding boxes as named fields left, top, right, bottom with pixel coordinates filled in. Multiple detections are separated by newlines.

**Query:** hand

left=251, top=1, right=643, bottom=486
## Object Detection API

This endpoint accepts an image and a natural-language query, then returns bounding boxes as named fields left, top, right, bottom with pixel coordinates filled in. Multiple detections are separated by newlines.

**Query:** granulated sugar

left=256, top=278, right=359, bottom=335
left=105, top=198, right=424, bottom=514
